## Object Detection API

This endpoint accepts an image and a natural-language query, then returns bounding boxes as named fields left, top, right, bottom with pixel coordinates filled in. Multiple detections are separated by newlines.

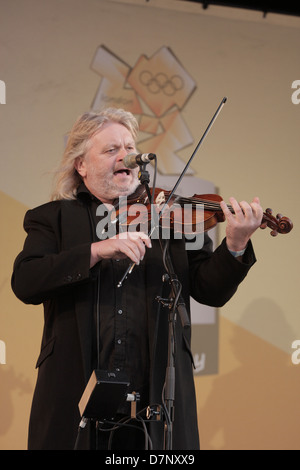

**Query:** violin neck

left=177, top=195, right=232, bottom=212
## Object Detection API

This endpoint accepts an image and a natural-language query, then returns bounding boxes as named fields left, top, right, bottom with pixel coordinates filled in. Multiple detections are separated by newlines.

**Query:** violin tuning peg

left=276, top=213, right=283, bottom=220
left=270, top=230, right=278, bottom=237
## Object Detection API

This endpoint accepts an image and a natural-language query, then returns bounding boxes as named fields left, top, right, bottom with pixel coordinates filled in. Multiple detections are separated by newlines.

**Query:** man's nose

left=117, top=148, right=129, bottom=163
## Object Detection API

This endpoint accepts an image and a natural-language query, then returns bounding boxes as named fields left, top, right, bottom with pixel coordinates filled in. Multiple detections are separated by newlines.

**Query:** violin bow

left=117, top=97, right=228, bottom=287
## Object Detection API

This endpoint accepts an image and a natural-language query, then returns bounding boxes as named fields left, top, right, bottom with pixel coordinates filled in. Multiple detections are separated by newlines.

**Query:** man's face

left=76, top=122, right=139, bottom=204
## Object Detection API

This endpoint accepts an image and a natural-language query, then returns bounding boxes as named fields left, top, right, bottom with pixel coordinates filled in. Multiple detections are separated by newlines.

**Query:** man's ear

left=74, top=157, right=86, bottom=177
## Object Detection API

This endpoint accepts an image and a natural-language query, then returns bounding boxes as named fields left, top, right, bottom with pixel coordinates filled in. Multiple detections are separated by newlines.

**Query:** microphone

left=123, top=153, right=156, bottom=169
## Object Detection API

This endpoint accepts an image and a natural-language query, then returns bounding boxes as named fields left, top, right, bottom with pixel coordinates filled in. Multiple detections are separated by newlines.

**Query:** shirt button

left=118, top=309, right=123, bottom=315
left=117, top=339, right=122, bottom=345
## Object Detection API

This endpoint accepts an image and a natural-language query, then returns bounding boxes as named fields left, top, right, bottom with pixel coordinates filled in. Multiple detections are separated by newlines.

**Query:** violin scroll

left=261, top=208, right=293, bottom=236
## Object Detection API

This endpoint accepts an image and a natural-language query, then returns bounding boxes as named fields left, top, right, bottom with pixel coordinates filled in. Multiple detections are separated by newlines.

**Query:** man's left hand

left=220, top=197, right=263, bottom=252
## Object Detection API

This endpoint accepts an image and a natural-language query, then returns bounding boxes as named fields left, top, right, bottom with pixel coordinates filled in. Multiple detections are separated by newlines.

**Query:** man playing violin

left=11, top=108, right=263, bottom=450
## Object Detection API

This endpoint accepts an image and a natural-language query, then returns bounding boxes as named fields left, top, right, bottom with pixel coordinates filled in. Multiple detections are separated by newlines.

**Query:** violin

left=117, top=187, right=293, bottom=237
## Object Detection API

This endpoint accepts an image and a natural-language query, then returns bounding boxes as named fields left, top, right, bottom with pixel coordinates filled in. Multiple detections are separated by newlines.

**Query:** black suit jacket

left=11, top=196, right=256, bottom=450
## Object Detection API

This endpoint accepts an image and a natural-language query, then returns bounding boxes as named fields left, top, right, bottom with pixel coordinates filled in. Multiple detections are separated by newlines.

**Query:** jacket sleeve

left=187, top=233, right=256, bottom=307
left=11, top=203, right=92, bottom=305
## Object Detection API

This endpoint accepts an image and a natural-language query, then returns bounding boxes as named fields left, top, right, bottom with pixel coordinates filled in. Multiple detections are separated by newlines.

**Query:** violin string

left=174, top=195, right=234, bottom=213
left=158, top=193, right=272, bottom=224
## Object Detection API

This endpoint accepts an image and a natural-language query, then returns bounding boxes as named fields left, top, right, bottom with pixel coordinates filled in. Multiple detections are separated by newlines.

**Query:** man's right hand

left=90, top=231, right=152, bottom=268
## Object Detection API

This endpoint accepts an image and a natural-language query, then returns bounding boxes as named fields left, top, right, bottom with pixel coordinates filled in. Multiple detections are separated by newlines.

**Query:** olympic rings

left=139, top=71, right=184, bottom=96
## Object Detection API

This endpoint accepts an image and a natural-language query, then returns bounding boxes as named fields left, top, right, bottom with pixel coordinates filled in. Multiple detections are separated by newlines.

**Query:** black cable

left=74, top=417, right=88, bottom=450
left=97, top=415, right=152, bottom=450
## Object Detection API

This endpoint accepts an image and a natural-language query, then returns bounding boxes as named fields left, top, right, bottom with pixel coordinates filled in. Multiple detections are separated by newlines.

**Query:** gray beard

left=102, top=178, right=140, bottom=201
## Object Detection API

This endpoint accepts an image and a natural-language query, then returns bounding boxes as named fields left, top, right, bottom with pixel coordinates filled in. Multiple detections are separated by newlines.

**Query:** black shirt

left=77, top=184, right=150, bottom=414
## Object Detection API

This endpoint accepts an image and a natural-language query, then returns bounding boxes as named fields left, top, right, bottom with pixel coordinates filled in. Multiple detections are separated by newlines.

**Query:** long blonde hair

left=51, top=108, right=139, bottom=200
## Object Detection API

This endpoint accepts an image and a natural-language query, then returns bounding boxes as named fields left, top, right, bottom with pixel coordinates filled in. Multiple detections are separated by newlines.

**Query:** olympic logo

left=139, top=71, right=184, bottom=96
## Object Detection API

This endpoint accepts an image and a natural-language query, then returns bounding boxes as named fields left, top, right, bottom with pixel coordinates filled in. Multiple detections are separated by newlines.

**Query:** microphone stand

left=156, top=238, right=189, bottom=450
left=134, top=161, right=189, bottom=450
left=119, top=97, right=227, bottom=450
